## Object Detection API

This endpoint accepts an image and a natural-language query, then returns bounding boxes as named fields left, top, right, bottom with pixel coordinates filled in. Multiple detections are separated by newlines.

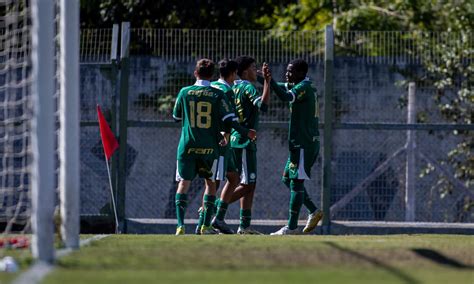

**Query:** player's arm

left=219, top=97, right=256, bottom=140
left=172, top=90, right=183, bottom=122
left=260, top=62, right=271, bottom=111
left=246, top=83, right=268, bottom=113
left=257, top=74, right=294, bottom=102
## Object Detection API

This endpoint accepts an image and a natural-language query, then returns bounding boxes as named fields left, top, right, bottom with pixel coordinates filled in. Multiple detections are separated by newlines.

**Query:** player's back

left=173, top=83, right=230, bottom=160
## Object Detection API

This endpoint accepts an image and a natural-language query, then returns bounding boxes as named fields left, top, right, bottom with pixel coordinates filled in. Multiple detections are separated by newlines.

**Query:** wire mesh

left=0, top=0, right=33, bottom=232
left=121, top=29, right=472, bottom=223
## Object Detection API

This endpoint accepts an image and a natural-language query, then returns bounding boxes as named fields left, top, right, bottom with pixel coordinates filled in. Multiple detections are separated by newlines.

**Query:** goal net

left=0, top=0, right=34, bottom=235
left=1, top=0, right=80, bottom=263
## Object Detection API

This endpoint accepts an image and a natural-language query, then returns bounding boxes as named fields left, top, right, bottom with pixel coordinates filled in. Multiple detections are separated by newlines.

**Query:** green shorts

left=231, top=147, right=257, bottom=184
left=215, top=146, right=239, bottom=181
left=176, top=158, right=218, bottom=181
left=283, top=148, right=318, bottom=180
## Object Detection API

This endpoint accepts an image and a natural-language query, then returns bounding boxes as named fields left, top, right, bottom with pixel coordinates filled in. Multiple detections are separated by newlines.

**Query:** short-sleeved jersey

left=211, top=79, right=236, bottom=156
left=173, top=80, right=235, bottom=160
left=211, top=79, right=235, bottom=111
left=278, top=78, right=319, bottom=151
left=230, top=80, right=263, bottom=150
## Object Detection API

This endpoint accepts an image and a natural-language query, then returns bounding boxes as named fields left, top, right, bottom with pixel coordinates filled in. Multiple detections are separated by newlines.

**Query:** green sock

left=215, top=199, right=229, bottom=221
left=240, top=209, right=252, bottom=229
left=303, top=187, right=318, bottom=214
left=213, top=198, right=220, bottom=216
left=196, top=207, right=204, bottom=232
left=175, top=193, right=187, bottom=227
left=203, top=194, right=216, bottom=227
left=282, top=177, right=317, bottom=214
left=288, top=180, right=304, bottom=230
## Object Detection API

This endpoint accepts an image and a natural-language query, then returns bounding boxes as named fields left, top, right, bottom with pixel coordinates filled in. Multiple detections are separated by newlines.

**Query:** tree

left=260, top=0, right=473, bottom=218
left=80, top=0, right=293, bottom=29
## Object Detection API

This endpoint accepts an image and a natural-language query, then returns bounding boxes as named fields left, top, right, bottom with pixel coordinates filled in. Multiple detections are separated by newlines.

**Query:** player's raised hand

left=247, top=129, right=257, bottom=141
left=262, top=62, right=271, bottom=81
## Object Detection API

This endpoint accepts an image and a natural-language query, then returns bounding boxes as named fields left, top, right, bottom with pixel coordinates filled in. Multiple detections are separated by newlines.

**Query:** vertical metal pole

left=110, top=24, right=120, bottom=221
left=31, top=0, right=56, bottom=263
left=117, top=22, right=130, bottom=232
left=405, top=82, right=416, bottom=221
left=59, top=0, right=80, bottom=250
left=321, top=25, right=334, bottom=234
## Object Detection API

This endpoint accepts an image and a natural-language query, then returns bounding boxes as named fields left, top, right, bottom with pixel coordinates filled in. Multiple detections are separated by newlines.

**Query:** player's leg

left=235, top=149, right=261, bottom=234
left=300, top=149, right=323, bottom=233
left=175, top=159, right=196, bottom=235
left=212, top=149, right=239, bottom=234
left=196, top=154, right=225, bottom=234
left=271, top=149, right=306, bottom=235
left=282, top=175, right=318, bottom=214
left=197, top=158, right=219, bottom=234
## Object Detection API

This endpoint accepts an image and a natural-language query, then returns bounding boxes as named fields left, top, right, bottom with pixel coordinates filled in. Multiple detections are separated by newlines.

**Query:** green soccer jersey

left=278, top=78, right=319, bottom=151
left=211, top=79, right=236, bottom=156
left=230, top=80, right=266, bottom=150
left=211, top=79, right=235, bottom=111
left=173, top=80, right=235, bottom=160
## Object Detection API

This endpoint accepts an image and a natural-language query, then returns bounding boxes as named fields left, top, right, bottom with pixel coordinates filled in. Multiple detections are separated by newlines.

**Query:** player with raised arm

left=265, top=59, right=323, bottom=235
left=215, top=56, right=271, bottom=235
left=173, top=59, right=256, bottom=235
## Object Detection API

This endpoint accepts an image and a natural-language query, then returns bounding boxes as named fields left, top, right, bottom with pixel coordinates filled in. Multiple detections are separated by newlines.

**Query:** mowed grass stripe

left=43, top=235, right=474, bottom=284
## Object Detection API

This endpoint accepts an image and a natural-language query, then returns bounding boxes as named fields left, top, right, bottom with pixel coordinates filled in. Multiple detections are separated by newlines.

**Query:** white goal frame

left=31, top=0, right=80, bottom=263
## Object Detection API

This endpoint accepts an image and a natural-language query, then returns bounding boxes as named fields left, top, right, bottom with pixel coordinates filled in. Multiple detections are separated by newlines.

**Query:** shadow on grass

left=411, top=249, right=474, bottom=270
left=323, top=241, right=419, bottom=284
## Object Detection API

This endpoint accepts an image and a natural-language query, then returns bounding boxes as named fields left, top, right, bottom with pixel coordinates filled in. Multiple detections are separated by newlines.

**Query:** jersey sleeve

left=172, top=90, right=183, bottom=121
left=219, top=94, right=235, bottom=123
left=289, top=83, right=310, bottom=103
left=245, top=85, right=265, bottom=110
left=269, top=80, right=294, bottom=102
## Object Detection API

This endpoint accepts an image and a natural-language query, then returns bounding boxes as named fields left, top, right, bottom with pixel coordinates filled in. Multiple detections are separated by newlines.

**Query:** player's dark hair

left=289, top=59, right=308, bottom=75
left=235, top=56, right=255, bottom=77
left=218, top=59, right=238, bottom=78
left=195, top=58, right=215, bottom=79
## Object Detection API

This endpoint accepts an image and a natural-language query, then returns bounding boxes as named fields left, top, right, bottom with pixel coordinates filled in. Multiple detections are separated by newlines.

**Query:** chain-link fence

left=79, top=27, right=473, bottom=225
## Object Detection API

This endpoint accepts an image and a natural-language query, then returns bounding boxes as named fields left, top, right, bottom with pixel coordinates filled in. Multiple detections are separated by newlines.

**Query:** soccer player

left=215, top=56, right=271, bottom=235
left=173, top=59, right=256, bottom=235
left=194, top=59, right=240, bottom=234
left=264, top=59, right=323, bottom=235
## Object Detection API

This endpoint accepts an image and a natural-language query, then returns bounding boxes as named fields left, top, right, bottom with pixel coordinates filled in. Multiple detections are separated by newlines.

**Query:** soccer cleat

left=302, top=209, right=323, bottom=234
left=211, top=217, right=234, bottom=234
left=200, top=225, right=220, bottom=235
left=237, top=226, right=263, bottom=235
left=175, top=226, right=185, bottom=235
left=270, top=226, right=300, bottom=235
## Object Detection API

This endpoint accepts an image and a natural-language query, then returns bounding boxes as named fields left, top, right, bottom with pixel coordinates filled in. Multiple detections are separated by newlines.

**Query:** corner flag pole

left=104, top=157, right=120, bottom=234
left=97, top=105, right=120, bottom=234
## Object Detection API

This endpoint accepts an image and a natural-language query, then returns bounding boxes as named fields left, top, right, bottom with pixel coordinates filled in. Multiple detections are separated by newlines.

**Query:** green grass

left=36, top=234, right=474, bottom=284
left=0, top=234, right=97, bottom=283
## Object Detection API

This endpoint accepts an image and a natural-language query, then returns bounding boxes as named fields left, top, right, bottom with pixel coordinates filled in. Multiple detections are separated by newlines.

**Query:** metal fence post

left=322, top=25, right=334, bottom=234
left=110, top=24, right=119, bottom=223
left=405, top=82, right=416, bottom=221
left=117, top=22, right=130, bottom=232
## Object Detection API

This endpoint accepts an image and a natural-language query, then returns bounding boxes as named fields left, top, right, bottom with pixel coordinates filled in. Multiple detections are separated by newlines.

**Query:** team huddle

left=172, top=56, right=323, bottom=235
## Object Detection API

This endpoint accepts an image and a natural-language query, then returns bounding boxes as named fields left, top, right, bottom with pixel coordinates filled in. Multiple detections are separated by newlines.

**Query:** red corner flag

left=97, top=105, right=119, bottom=160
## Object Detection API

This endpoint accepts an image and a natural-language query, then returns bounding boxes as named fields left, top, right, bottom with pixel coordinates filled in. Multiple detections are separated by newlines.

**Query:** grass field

left=1, top=234, right=472, bottom=284
left=25, top=234, right=471, bottom=284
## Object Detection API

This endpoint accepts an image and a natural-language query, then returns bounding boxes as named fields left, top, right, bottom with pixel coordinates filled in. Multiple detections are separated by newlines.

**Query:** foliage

left=80, top=0, right=292, bottom=29
left=260, top=0, right=473, bottom=209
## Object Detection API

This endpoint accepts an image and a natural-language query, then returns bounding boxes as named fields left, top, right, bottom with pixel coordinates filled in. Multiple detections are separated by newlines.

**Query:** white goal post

left=59, top=0, right=80, bottom=250
left=30, top=0, right=80, bottom=263
left=30, top=0, right=56, bottom=263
